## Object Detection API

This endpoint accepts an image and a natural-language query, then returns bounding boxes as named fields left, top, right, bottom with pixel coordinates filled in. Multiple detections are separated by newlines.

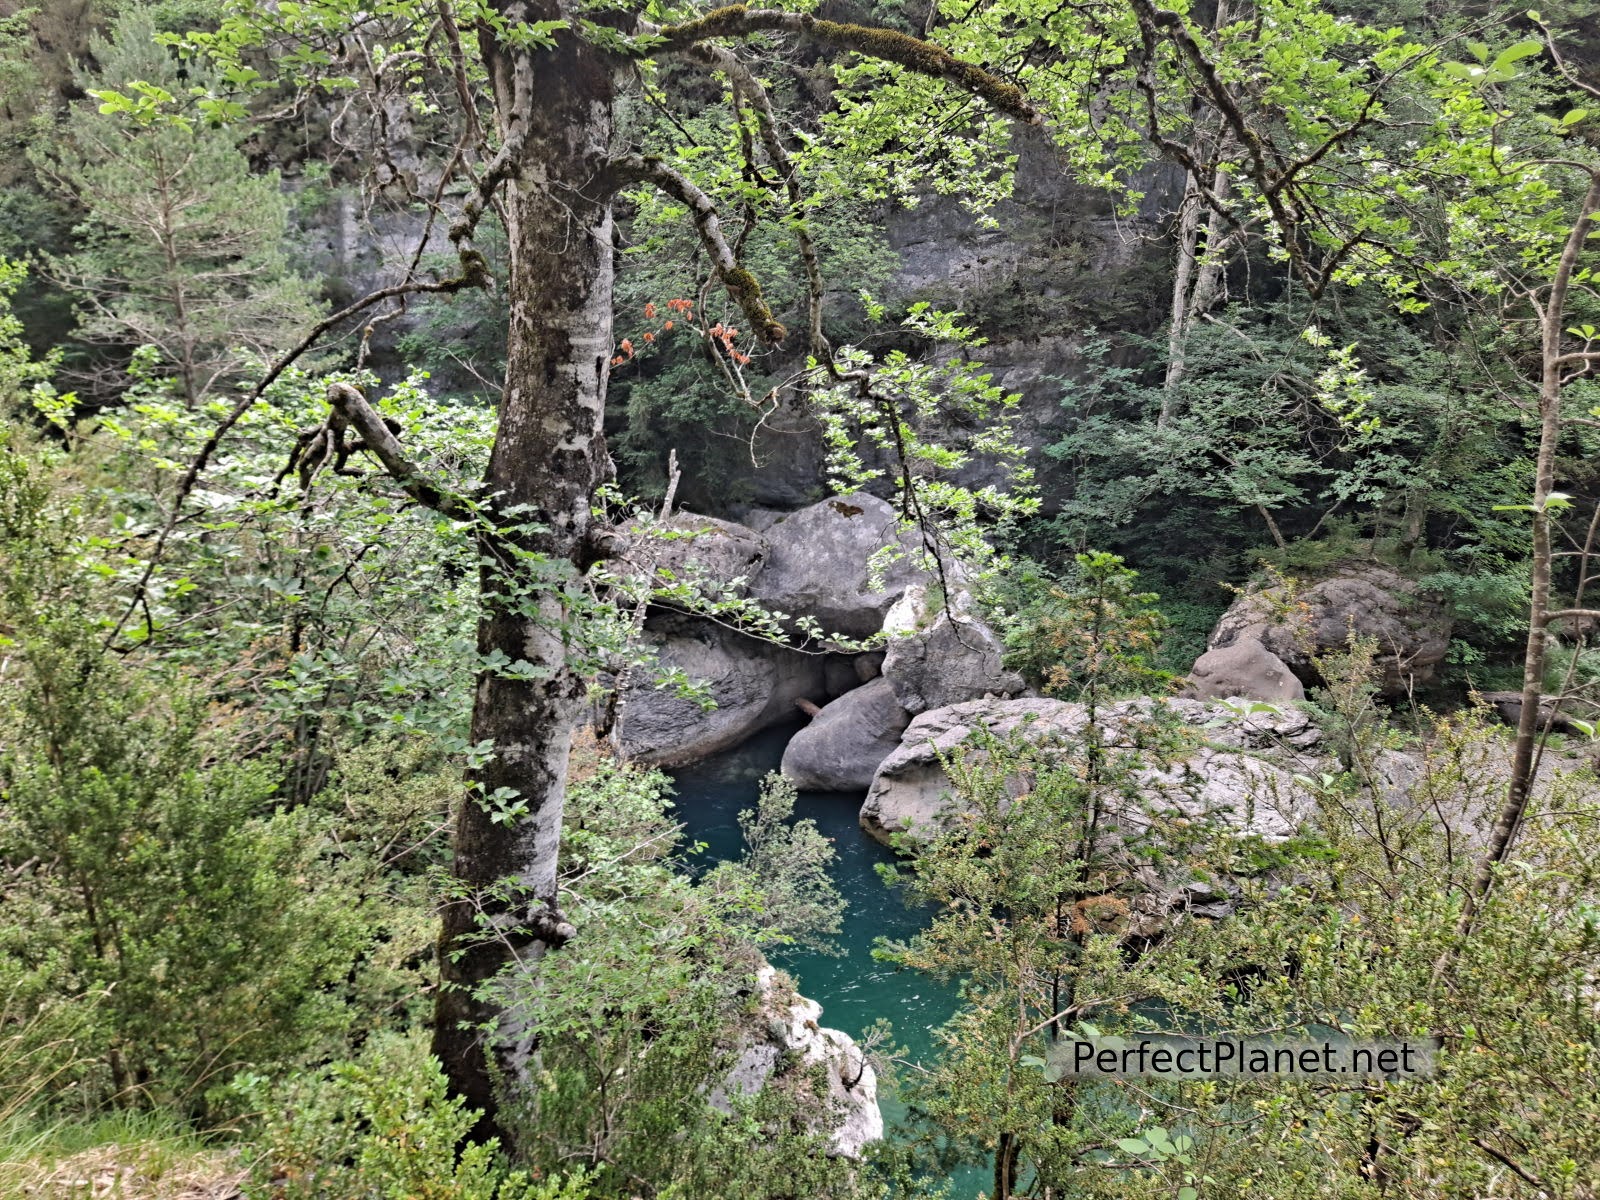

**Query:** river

left=669, top=720, right=994, bottom=1193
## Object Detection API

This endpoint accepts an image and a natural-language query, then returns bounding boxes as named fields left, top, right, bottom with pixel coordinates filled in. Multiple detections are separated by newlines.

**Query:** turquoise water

left=669, top=722, right=990, bottom=1191
left=667, top=722, right=958, bottom=1062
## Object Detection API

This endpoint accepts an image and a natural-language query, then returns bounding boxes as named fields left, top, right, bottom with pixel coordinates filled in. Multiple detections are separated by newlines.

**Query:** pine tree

left=32, top=10, right=320, bottom=406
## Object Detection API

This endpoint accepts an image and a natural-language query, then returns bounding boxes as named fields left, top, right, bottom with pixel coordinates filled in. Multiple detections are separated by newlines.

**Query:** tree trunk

left=432, top=5, right=619, bottom=1137
left=1160, top=168, right=1231, bottom=410
left=1467, top=169, right=1600, bottom=925
left=1190, top=169, right=1230, bottom=317
left=1161, top=178, right=1202, bottom=408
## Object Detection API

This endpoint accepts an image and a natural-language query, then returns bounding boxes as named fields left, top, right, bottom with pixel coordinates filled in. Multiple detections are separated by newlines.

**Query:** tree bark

left=431, top=1, right=619, bottom=1137
left=1161, top=177, right=1203, bottom=406
left=1161, top=169, right=1231, bottom=403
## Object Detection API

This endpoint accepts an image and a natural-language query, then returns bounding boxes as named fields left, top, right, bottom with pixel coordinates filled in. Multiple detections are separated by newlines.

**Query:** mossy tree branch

left=606, top=152, right=788, bottom=345
left=325, top=381, right=474, bottom=521
left=683, top=42, right=830, bottom=356
left=639, top=6, right=1042, bottom=127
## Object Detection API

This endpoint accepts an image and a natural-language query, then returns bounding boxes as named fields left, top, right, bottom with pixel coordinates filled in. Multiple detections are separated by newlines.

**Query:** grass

left=0, top=1110, right=242, bottom=1199
left=0, top=990, right=242, bottom=1199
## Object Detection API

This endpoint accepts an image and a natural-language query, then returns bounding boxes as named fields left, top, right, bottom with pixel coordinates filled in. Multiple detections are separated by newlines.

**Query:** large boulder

left=860, top=696, right=1321, bottom=847
left=780, top=678, right=912, bottom=792
left=880, top=589, right=1026, bottom=714
left=612, top=622, right=826, bottom=767
left=1200, top=564, right=1451, bottom=698
left=615, top=511, right=768, bottom=598
left=1479, top=690, right=1600, bottom=737
left=710, top=965, right=882, bottom=1158
left=752, top=494, right=927, bottom=638
left=1187, top=639, right=1306, bottom=703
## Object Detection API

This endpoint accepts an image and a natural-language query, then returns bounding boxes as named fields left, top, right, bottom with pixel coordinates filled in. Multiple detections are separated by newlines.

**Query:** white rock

left=709, top=966, right=884, bottom=1158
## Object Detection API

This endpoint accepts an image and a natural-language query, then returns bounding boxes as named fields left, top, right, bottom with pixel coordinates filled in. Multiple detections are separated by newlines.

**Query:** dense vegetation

left=1, top=0, right=1599, bottom=1197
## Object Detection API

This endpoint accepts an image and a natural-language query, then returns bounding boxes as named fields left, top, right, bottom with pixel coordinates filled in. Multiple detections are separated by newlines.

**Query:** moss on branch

left=720, top=265, right=787, bottom=345
left=646, top=6, right=1041, bottom=126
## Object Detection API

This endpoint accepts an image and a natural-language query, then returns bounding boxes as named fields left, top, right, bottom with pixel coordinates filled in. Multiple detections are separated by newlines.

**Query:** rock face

left=860, top=696, right=1321, bottom=847
left=710, top=965, right=883, bottom=1158
left=1197, top=564, right=1451, bottom=699
left=613, top=619, right=826, bottom=767
left=752, top=494, right=927, bottom=638
left=881, top=606, right=1026, bottom=715
left=780, top=678, right=912, bottom=792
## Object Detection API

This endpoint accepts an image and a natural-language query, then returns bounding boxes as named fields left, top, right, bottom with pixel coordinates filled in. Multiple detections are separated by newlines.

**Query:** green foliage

left=889, top=636, right=1600, bottom=1197
left=34, top=361, right=490, bottom=796
left=875, top=708, right=1209, bottom=1193
left=606, top=87, right=896, bottom=500
left=6, top=2, right=1600, bottom=1196
left=244, top=1033, right=590, bottom=1200
left=489, top=757, right=872, bottom=1197
left=0, top=433, right=366, bottom=1114
left=0, top=258, right=58, bottom=404
left=812, top=303, right=1040, bottom=584
left=988, top=552, right=1172, bottom=700
left=717, top=773, right=848, bottom=954
left=1049, top=304, right=1523, bottom=553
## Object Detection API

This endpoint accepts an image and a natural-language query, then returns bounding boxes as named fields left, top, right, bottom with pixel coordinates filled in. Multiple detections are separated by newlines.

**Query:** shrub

left=243, top=1034, right=590, bottom=1200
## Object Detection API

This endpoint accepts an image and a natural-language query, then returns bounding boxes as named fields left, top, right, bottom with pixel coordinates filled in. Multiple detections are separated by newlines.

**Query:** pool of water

left=669, top=721, right=992, bottom=1191
left=668, top=721, right=959, bottom=1060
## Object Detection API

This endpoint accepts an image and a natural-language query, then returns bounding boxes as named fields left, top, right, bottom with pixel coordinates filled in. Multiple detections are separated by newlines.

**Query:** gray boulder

left=1204, top=564, right=1451, bottom=697
left=823, top=655, right=862, bottom=699
left=615, top=511, right=767, bottom=598
left=1188, top=639, right=1306, bottom=702
left=860, top=696, right=1320, bottom=847
left=612, top=623, right=825, bottom=767
left=1480, top=690, right=1600, bottom=737
left=781, top=678, right=912, bottom=792
left=881, top=606, right=1026, bottom=714
left=752, top=494, right=926, bottom=637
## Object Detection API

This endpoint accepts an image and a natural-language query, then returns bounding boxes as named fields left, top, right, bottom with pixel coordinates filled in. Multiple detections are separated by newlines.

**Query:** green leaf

left=1493, top=39, right=1544, bottom=69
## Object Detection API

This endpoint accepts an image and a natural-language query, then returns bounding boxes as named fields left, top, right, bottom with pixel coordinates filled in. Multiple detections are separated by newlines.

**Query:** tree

left=1461, top=107, right=1600, bottom=929
left=0, top=418, right=364, bottom=1112
left=147, top=0, right=1041, bottom=1138
left=33, top=10, right=322, bottom=406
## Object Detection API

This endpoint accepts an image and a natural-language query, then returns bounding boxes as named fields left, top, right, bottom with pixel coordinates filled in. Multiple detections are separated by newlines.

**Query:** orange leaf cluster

left=708, top=322, right=751, bottom=365
left=609, top=297, right=694, bottom=368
